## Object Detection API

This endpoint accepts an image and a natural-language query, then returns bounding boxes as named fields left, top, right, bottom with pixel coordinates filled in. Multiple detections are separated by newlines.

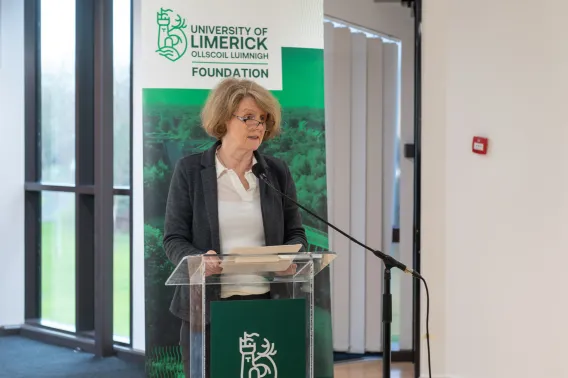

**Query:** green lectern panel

left=210, top=298, right=307, bottom=378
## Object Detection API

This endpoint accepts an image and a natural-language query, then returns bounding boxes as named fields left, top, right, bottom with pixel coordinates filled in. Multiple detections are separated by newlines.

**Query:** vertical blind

left=324, top=20, right=407, bottom=354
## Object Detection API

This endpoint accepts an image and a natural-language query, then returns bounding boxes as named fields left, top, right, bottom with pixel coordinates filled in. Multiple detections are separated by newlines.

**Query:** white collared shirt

left=215, top=153, right=269, bottom=298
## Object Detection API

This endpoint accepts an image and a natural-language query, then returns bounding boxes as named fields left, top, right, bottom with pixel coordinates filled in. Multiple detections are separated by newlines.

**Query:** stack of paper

left=219, top=244, right=302, bottom=274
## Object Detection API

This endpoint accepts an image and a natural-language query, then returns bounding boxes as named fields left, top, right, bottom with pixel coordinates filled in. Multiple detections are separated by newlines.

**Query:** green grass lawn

left=41, top=221, right=131, bottom=340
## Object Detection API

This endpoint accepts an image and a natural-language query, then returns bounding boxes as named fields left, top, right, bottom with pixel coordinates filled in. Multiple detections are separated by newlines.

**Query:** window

left=112, top=0, right=132, bottom=343
left=40, top=0, right=76, bottom=186
left=40, top=192, right=76, bottom=330
left=25, top=0, right=133, bottom=355
left=113, top=0, right=132, bottom=189
left=113, top=196, right=131, bottom=342
left=38, top=0, right=77, bottom=331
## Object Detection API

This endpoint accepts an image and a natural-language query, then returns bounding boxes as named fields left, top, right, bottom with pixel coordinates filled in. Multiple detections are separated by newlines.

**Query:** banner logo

left=239, top=332, right=278, bottom=378
left=156, top=7, right=188, bottom=62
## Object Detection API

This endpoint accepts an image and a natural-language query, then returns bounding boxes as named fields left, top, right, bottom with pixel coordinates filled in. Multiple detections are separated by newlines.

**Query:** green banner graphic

left=210, top=299, right=306, bottom=378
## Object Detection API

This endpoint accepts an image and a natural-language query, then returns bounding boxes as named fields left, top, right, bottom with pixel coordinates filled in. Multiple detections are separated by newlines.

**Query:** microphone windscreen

left=251, top=163, right=266, bottom=178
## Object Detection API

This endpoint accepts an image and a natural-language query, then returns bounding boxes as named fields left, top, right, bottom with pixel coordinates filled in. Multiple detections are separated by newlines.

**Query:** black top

left=163, top=140, right=308, bottom=321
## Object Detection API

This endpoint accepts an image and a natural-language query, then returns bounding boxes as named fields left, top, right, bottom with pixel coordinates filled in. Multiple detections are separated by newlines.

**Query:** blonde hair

left=201, top=78, right=281, bottom=141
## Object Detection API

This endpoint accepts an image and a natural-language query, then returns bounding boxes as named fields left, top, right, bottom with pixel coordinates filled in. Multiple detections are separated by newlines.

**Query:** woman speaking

left=162, top=77, right=307, bottom=376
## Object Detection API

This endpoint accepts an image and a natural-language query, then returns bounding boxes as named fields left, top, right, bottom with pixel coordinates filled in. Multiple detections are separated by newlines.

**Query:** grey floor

left=0, top=336, right=145, bottom=378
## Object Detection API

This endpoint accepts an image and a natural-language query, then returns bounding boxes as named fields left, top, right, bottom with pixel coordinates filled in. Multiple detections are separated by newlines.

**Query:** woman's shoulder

left=177, top=152, right=203, bottom=167
left=262, top=154, right=286, bottom=169
left=172, top=151, right=206, bottom=177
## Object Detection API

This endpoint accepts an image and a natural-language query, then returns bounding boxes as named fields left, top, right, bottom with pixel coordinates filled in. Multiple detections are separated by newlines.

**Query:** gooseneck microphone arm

left=251, top=164, right=419, bottom=277
left=252, top=162, right=429, bottom=378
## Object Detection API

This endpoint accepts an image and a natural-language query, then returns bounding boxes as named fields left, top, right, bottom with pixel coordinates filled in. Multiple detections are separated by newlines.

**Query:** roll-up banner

left=140, top=1, right=332, bottom=376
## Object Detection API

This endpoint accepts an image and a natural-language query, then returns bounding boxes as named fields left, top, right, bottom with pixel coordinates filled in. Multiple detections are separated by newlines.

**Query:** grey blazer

left=163, top=140, right=308, bottom=321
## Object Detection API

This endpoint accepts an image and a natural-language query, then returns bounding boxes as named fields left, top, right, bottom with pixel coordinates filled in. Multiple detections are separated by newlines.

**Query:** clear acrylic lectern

left=166, top=251, right=336, bottom=378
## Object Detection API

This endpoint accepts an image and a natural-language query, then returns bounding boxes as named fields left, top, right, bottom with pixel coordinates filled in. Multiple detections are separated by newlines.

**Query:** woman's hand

left=274, top=263, right=297, bottom=276
left=203, top=250, right=222, bottom=276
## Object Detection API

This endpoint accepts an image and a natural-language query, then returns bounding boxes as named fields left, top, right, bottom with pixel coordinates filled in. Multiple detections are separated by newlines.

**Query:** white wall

left=422, top=0, right=568, bottom=377
left=325, top=0, right=415, bottom=351
left=0, top=0, right=25, bottom=327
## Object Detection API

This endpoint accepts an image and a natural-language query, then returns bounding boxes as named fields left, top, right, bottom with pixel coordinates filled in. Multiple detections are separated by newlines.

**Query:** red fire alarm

left=472, top=136, right=489, bottom=155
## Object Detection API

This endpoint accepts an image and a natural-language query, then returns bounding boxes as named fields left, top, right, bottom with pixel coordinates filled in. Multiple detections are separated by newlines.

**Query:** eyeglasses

left=233, top=114, right=272, bottom=129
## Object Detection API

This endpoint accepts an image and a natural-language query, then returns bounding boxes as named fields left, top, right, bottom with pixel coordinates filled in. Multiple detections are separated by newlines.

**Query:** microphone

left=251, top=163, right=418, bottom=277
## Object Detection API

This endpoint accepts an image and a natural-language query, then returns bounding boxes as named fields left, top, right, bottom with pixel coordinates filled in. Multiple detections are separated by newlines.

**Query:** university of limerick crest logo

left=240, top=332, right=278, bottom=378
left=155, top=7, right=188, bottom=62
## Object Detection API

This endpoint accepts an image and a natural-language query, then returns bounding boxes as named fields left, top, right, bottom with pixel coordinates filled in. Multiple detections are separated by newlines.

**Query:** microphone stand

left=253, top=167, right=418, bottom=378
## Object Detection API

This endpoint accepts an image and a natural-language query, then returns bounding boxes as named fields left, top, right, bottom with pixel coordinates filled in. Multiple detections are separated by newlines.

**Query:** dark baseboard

left=19, top=322, right=144, bottom=366
left=114, top=344, right=145, bottom=365
left=0, top=325, right=22, bottom=337
left=334, top=350, right=414, bottom=363
left=20, top=323, right=96, bottom=354
left=392, top=349, right=414, bottom=362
